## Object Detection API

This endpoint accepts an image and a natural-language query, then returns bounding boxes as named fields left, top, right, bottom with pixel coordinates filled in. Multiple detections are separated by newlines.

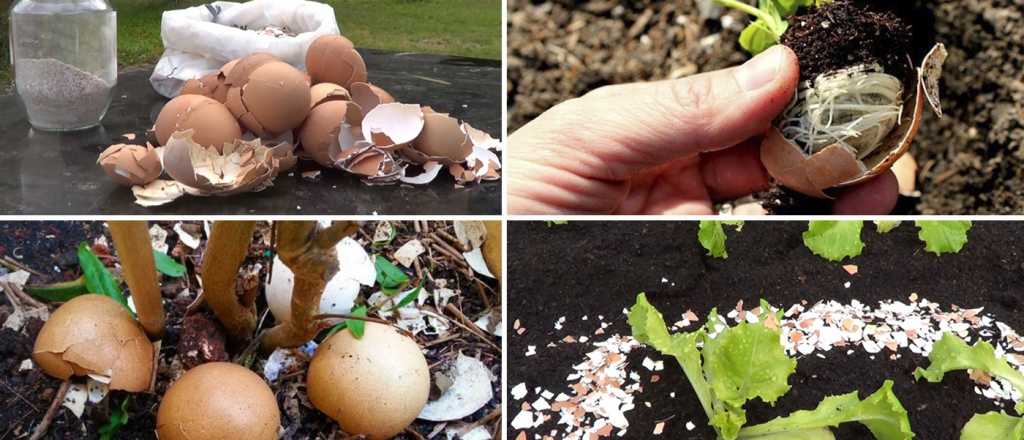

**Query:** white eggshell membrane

left=418, top=354, right=495, bottom=421
left=361, top=103, right=425, bottom=149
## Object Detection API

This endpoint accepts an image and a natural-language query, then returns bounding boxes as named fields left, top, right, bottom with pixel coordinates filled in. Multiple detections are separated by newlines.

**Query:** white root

left=779, top=63, right=904, bottom=159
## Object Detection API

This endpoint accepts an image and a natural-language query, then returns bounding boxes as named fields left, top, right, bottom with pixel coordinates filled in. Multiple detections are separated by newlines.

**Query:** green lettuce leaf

left=961, top=412, right=1024, bottom=440
left=739, top=380, right=912, bottom=440
left=914, top=333, right=1024, bottom=402
left=875, top=221, right=902, bottom=234
left=698, top=220, right=744, bottom=258
left=915, top=221, right=972, bottom=255
left=803, top=221, right=864, bottom=262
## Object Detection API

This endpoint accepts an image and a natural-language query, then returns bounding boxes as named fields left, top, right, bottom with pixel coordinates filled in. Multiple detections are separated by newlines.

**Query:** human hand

left=507, top=45, right=899, bottom=215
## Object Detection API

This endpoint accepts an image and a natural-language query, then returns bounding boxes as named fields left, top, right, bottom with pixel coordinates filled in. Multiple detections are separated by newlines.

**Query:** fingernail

left=735, top=46, right=783, bottom=92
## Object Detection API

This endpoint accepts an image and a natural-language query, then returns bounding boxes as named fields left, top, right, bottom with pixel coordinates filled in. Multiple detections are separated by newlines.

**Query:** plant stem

left=107, top=221, right=164, bottom=339
left=201, top=221, right=258, bottom=342
left=714, top=0, right=773, bottom=24
left=260, top=221, right=359, bottom=350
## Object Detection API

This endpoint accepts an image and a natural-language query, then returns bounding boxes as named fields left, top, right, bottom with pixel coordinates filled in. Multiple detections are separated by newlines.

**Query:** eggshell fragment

left=32, top=294, right=154, bottom=392
left=226, top=60, right=312, bottom=137
left=299, top=100, right=363, bottom=167
left=154, top=95, right=241, bottom=151
left=265, top=236, right=376, bottom=323
left=308, top=323, right=430, bottom=440
left=760, top=43, right=946, bottom=198
left=361, top=103, right=425, bottom=150
left=97, top=144, right=162, bottom=186
left=306, top=35, right=368, bottom=88
left=412, top=113, right=473, bottom=163
left=157, top=362, right=280, bottom=440
left=159, top=130, right=294, bottom=198
left=179, top=59, right=238, bottom=103
left=310, top=82, right=351, bottom=108
left=418, top=354, right=494, bottom=421
left=350, top=82, right=395, bottom=113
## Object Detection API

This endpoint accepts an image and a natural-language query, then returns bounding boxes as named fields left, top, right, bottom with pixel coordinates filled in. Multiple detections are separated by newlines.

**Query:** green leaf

left=99, top=396, right=132, bottom=440
left=698, top=221, right=744, bottom=258
left=374, top=255, right=409, bottom=295
left=874, top=221, right=902, bottom=234
left=25, top=276, right=89, bottom=302
left=914, top=332, right=1024, bottom=400
left=386, top=283, right=423, bottom=312
left=703, top=320, right=796, bottom=410
left=802, top=221, right=864, bottom=262
left=916, top=221, right=972, bottom=255
left=739, top=19, right=785, bottom=55
left=739, top=381, right=913, bottom=440
left=77, top=242, right=132, bottom=314
left=347, top=305, right=368, bottom=339
left=152, top=251, right=186, bottom=277
left=323, top=321, right=347, bottom=340
left=961, top=412, right=1024, bottom=440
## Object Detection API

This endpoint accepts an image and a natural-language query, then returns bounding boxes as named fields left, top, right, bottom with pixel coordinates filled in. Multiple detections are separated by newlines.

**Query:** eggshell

left=157, top=362, right=280, bottom=440
left=307, top=323, right=430, bottom=439
left=412, top=113, right=473, bottom=162
left=306, top=35, right=367, bottom=88
left=32, top=294, right=154, bottom=392
left=299, top=100, right=361, bottom=167
left=310, top=82, right=351, bottom=108
left=230, top=61, right=312, bottom=137
left=179, top=59, right=240, bottom=103
left=361, top=103, right=425, bottom=150
left=97, top=144, right=163, bottom=186
left=760, top=43, right=945, bottom=198
left=350, top=82, right=395, bottom=113
left=224, top=53, right=279, bottom=87
left=154, top=95, right=241, bottom=151
left=891, top=153, right=918, bottom=196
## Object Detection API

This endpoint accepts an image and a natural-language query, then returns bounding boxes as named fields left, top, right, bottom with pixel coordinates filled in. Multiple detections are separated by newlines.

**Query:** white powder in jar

left=15, top=57, right=113, bottom=130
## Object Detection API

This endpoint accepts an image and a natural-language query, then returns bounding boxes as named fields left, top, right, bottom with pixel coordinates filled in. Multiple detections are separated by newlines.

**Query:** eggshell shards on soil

left=418, top=354, right=494, bottom=421
left=97, top=143, right=162, bottom=186
left=131, top=129, right=296, bottom=206
left=761, top=43, right=947, bottom=198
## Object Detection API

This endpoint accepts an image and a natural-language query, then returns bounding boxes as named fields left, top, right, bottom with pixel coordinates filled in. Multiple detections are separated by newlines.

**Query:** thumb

left=548, top=45, right=800, bottom=181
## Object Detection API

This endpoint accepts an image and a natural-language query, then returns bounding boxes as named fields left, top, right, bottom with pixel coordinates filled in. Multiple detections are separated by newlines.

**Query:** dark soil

left=781, top=0, right=912, bottom=84
left=0, top=221, right=501, bottom=440
left=508, top=221, right=1024, bottom=439
left=508, top=0, right=1024, bottom=214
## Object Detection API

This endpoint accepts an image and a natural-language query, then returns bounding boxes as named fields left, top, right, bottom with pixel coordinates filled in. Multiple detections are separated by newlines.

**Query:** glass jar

left=10, top=0, right=117, bottom=131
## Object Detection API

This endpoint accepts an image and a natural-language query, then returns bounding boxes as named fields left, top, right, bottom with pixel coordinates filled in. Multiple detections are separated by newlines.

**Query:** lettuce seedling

left=802, top=221, right=864, bottom=262
left=629, top=293, right=913, bottom=439
left=698, top=220, right=744, bottom=259
left=915, top=221, right=972, bottom=255
left=712, top=0, right=827, bottom=55
left=914, top=332, right=1024, bottom=439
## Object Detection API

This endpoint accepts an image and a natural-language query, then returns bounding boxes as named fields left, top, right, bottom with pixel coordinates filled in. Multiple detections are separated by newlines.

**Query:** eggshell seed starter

left=156, top=362, right=280, bottom=440
left=308, top=322, right=430, bottom=440
left=32, top=294, right=154, bottom=392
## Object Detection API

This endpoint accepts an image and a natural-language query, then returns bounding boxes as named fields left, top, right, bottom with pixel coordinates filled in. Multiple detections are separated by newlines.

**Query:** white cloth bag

left=150, top=0, right=340, bottom=97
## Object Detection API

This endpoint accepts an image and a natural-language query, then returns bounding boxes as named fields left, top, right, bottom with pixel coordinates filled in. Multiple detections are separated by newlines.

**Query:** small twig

left=0, top=256, right=45, bottom=277
left=29, top=380, right=70, bottom=440
left=423, top=305, right=498, bottom=351
left=313, top=313, right=391, bottom=326
left=422, top=332, right=462, bottom=348
left=1, top=382, right=39, bottom=412
left=404, top=427, right=427, bottom=440
left=469, top=407, right=502, bottom=431
left=433, top=230, right=470, bottom=252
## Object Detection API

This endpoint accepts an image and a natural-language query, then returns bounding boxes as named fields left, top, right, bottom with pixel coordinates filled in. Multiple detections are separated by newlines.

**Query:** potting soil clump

left=781, top=0, right=913, bottom=84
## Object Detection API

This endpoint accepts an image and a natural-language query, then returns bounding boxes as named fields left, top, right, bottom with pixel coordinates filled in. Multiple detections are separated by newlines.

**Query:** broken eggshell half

left=299, top=100, right=364, bottom=167
left=350, top=82, right=395, bottom=114
left=306, top=35, right=368, bottom=88
left=179, top=58, right=239, bottom=103
left=225, top=56, right=312, bottom=137
left=97, top=143, right=163, bottom=186
left=32, top=294, right=154, bottom=392
left=154, top=95, right=242, bottom=152
left=761, top=43, right=947, bottom=198
left=309, top=82, right=351, bottom=108
left=361, top=103, right=425, bottom=150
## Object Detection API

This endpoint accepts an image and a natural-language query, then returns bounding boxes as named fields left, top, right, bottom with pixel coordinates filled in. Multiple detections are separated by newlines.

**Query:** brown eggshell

left=306, top=35, right=367, bottom=88
left=97, top=144, right=163, bottom=186
left=299, top=100, right=360, bottom=167
left=350, top=82, right=395, bottom=113
left=224, top=53, right=278, bottom=86
left=891, top=153, right=918, bottom=196
left=310, top=82, right=351, bottom=108
left=482, top=221, right=502, bottom=283
left=308, top=323, right=430, bottom=440
left=233, top=61, right=312, bottom=136
left=154, top=95, right=241, bottom=151
left=413, top=113, right=473, bottom=162
left=157, top=362, right=280, bottom=440
left=32, top=294, right=154, bottom=392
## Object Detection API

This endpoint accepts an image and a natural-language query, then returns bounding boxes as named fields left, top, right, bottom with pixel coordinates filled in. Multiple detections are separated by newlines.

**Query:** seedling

left=629, top=293, right=913, bottom=439
left=716, top=0, right=947, bottom=198
left=914, top=333, right=1024, bottom=438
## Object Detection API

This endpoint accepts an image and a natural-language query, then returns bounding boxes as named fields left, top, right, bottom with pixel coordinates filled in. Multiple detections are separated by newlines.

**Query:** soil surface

left=781, top=0, right=911, bottom=84
left=508, top=0, right=1024, bottom=214
left=508, top=221, right=1024, bottom=439
left=0, top=221, right=501, bottom=439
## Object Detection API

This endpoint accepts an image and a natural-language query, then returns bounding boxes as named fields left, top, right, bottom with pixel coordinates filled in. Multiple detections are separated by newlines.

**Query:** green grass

left=1, top=0, right=500, bottom=88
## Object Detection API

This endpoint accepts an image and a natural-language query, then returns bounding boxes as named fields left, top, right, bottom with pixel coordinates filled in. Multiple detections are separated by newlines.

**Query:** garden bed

left=507, top=221, right=1024, bottom=438
left=0, top=221, right=501, bottom=439
left=507, top=0, right=1024, bottom=214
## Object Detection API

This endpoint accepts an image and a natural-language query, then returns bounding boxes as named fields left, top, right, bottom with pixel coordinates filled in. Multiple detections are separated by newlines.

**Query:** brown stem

left=108, top=221, right=165, bottom=339
left=29, top=380, right=69, bottom=440
left=201, top=221, right=258, bottom=341
left=260, top=221, right=357, bottom=350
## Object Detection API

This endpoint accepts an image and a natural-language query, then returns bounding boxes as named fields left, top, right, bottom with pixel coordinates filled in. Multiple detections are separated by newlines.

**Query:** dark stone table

left=0, top=50, right=501, bottom=215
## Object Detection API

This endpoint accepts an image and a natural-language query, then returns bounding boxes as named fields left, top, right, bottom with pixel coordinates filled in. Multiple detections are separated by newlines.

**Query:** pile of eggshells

left=98, top=35, right=502, bottom=207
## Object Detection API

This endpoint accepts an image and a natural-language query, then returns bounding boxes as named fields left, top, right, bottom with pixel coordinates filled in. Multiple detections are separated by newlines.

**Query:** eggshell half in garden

left=32, top=294, right=154, bottom=392
left=156, top=362, right=280, bottom=440
left=306, top=35, right=368, bottom=88
left=761, top=43, right=946, bottom=198
left=308, top=323, right=430, bottom=440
